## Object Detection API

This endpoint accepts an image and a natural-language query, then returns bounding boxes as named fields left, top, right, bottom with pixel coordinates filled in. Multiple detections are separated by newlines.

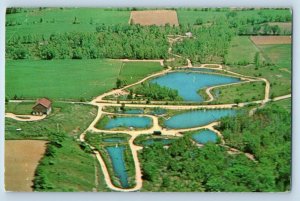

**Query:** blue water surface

left=164, top=109, right=236, bottom=129
left=106, top=146, right=129, bottom=188
left=142, top=138, right=174, bottom=146
left=192, top=130, right=218, bottom=144
left=103, top=138, right=126, bottom=143
left=105, top=116, right=152, bottom=129
left=151, top=72, right=240, bottom=102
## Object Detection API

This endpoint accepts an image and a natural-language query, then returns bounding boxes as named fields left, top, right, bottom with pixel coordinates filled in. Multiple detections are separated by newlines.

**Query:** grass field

left=118, top=61, right=163, bottom=85
left=6, top=8, right=130, bottom=40
left=6, top=59, right=122, bottom=101
left=177, top=8, right=291, bottom=25
left=209, top=81, right=266, bottom=104
left=5, top=140, right=47, bottom=192
left=258, top=44, right=292, bottom=69
left=266, top=97, right=291, bottom=113
left=5, top=102, right=34, bottom=114
left=225, top=36, right=259, bottom=65
left=6, top=60, right=164, bottom=101
left=34, top=136, right=102, bottom=192
left=5, top=102, right=97, bottom=140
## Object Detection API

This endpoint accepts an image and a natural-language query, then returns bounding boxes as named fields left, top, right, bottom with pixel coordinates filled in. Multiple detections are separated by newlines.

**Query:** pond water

left=105, top=116, right=152, bottom=129
left=192, top=130, right=218, bottom=144
left=103, top=137, right=126, bottom=143
left=142, top=138, right=174, bottom=146
left=150, top=72, right=240, bottom=101
left=105, top=146, right=129, bottom=188
left=164, top=109, right=236, bottom=129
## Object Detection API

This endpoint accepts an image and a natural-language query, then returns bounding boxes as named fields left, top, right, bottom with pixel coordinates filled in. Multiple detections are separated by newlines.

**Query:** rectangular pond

left=105, top=146, right=130, bottom=188
left=150, top=72, right=240, bottom=102
left=104, top=116, right=152, bottom=129
left=192, top=130, right=218, bottom=144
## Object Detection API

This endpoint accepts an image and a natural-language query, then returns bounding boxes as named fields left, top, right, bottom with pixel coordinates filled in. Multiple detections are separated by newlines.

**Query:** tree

left=116, top=78, right=122, bottom=88
left=254, top=52, right=260, bottom=67
left=194, top=18, right=203, bottom=25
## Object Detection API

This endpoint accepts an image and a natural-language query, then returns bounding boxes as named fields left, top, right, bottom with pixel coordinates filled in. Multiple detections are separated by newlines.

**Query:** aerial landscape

left=4, top=7, right=292, bottom=192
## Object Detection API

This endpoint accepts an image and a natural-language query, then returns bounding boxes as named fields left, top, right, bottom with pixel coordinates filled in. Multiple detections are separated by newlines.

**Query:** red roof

left=34, top=98, right=52, bottom=109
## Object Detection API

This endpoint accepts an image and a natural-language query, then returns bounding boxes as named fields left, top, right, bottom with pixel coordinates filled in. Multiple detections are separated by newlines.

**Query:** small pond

left=105, top=146, right=129, bottom=188
left=103, top=137, right=127, bottom=143
left=192, top=130, right=218, bottom=144
left=104, top=116, right=152, bottom=129
left=164, top=109, right=236, bottom=129
left=142, top=138, right=174, bottom=146
left=150, top=72, right=240, bottom=102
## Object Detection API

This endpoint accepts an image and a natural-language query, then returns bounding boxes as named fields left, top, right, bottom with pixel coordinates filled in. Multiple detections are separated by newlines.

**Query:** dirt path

left=5, top=113, right=46, bottom=122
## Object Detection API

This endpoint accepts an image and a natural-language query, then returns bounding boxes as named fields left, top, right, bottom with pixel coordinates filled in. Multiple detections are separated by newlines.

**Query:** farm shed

left=32, top=98, right=52, bottom=115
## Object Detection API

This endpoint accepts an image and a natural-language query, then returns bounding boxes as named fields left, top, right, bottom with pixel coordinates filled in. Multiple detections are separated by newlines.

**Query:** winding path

left=5, top=113, right=46, bottom=122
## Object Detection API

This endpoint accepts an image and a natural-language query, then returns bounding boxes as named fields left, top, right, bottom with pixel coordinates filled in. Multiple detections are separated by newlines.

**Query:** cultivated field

left=129, top=10, right=179, bottom=26
left=250, top=36, right=291, bottom=45
left=258, top=44, right=291, bottom=69
left=5, top=140, right=47, bottom=192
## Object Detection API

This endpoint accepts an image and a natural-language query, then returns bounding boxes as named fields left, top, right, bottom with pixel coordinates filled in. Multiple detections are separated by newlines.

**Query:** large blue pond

left=150, top=72, right=240, bottom=102
left=192, top=130, right=218, bottom=144
left=106, top=146, right=129, bottom=188
left=164, top=109, right=236, bottom=129
left=105, top=116, right=152, bottom=129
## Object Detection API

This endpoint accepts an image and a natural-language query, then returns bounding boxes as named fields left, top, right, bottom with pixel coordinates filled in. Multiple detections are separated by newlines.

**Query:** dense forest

left=139, top=104, right=291, bottom=192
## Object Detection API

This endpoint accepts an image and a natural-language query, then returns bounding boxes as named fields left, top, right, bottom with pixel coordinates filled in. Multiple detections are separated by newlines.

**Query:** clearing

left=118, top=61, right=163, bottom=86
left=129, top=10, right=179, bottom=26
left=5, top=140, right=47, bottom=192
left=225, top=36, right=259, bottom=65
left=250, top=36, right=291, bottom=45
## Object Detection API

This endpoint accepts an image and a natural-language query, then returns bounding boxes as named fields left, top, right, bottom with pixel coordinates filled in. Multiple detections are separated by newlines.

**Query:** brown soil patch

left=129, top=10, right=179, bottom=26
left=250, top=36, right=291, bottom=45
left=5, top=140, right=48, bottom=192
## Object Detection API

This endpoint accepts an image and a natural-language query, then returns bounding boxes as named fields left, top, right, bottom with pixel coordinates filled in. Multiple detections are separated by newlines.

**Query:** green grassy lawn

left=208, top=81, right=266, bottom=104
left=265, top=97, right=291, bottom=113
left=34, top=136, right=100, bottom=192
left=118, top=61, right=163, bottom=85
left=225, top=36, right=259, bottom=65
left=6, top=59, right=122, bottom=101
left=5, top=102, right=34, bottom=114
left=226, top=64, right=291, bottom=98
left=6, top=8, right=130, bottom=40
left=5, top=102, right=97, bottom=140
left=258, top=44, right=292, bottom=69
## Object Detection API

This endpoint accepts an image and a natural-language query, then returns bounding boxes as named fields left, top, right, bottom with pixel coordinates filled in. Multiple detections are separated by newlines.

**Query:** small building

left=185, top=32, right=193, bottom=37
left=32, top=98, right=52, bottom=115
